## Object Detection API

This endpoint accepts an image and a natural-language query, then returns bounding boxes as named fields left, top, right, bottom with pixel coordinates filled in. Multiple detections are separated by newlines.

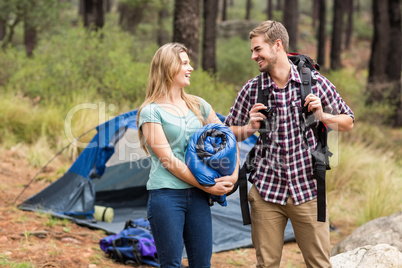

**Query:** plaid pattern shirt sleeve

left=225, top=64, right=354, bottom=206
left=225, top=77, right=259, bottom=127
left=313, top=71, right=355, bottom=122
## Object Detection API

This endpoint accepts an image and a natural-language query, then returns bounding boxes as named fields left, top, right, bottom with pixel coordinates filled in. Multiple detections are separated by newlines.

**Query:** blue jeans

left=147, top=188, right=212, bottom=268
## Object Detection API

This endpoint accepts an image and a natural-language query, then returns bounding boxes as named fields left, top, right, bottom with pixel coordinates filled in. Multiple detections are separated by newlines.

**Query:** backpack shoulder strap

left=228, top=75, right=266, bottom=225
left=289, top=54, right=332, bottom=222
left=257, top=74, right=270, bottom=142
left=288, top=54, right=318, bottom=125
left=257, top=74, right=267, bottom=105
left=231, top=146, right=255, bottom=225
left=291, top=55, right=312, bottom=114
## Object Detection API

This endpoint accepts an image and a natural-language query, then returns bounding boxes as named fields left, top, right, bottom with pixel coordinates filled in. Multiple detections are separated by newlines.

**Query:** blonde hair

left=249, top=20, right=289, bottom=53
left=137, top=43, right=205, bottom=154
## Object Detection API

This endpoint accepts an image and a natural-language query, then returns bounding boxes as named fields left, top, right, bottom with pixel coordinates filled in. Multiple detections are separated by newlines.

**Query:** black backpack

left=231, top=53, right=332, bottom=225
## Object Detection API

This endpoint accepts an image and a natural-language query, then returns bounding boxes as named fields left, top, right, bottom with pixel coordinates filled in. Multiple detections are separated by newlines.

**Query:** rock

left=330, top=244, right=402, bottom=267
left=29, top=230, right=49, bottom=239
left=0, top=236, right=8, bottom=243
left=332, top=211, right=402, bottom=255
left=61, top=237, right=81, bottom=244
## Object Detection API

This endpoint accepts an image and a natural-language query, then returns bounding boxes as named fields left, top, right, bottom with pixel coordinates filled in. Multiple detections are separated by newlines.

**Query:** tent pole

left=13, top=127, right=96, bottom=206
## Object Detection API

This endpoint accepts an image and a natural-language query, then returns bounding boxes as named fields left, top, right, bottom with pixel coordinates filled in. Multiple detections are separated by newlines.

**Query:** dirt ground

left=0, top=150, right=356, bottom=268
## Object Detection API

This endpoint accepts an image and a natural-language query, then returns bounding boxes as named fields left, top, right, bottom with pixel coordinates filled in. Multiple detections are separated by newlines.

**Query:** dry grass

left=327, top=124, right=402, bottom=226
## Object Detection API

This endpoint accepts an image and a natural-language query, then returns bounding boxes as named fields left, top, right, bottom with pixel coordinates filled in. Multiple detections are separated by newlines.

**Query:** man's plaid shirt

left=225, top=62, right=354, bottom=206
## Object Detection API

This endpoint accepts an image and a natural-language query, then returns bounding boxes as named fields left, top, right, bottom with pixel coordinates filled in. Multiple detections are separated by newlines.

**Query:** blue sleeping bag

left=185, top=123, right=237, bottom=206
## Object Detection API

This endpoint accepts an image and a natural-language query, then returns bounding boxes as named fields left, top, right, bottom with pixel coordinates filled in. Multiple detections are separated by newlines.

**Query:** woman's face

left=172, top=52, right=193, bottom=89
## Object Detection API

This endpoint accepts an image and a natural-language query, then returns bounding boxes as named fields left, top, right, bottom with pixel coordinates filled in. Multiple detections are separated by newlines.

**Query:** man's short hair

left=249, top=20, right=289, bottom=53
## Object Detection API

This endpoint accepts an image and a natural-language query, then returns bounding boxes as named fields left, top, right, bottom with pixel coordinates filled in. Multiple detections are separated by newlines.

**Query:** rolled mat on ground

left=94, top=205, right=114, bottom=223
left=185, top=123, right=238, bottom=206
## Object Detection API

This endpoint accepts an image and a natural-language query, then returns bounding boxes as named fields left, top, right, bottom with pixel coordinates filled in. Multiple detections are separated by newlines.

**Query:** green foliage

left=323, top=68, right=366, bottom=116
left=0, top=0, right=64, bottom=47
left=44, top=215, right=66, bottom=228
left=119, top=0, right=161, bottom=9
left=20, top=0, right=63, bottom=28
left=216, top=36, right=260, bottom=87
left=0, top=254, right=34, bottom=268
left=0, top=22, right=239, bottom=151
left=353, top=12, right=373, bottom=40
left=0, top=93, right=64, bottom=147
left=1, top=25, right=157, bottom=110
left=186, top=70, right=237, bottom=115
left=324, top=67, right=399, bottom=127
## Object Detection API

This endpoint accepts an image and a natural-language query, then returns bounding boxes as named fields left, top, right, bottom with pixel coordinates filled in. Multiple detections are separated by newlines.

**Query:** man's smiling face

left=250, top=35, right=278, bottom=73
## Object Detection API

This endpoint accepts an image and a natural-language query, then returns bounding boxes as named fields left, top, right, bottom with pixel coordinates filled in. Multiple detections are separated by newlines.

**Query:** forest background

left=0, top=0, right=401, bottom=267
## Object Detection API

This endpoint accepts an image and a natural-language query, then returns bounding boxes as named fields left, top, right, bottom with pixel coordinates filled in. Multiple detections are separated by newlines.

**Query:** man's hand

left=249, top=103, right=269, bottom=130
left=304, top=93, right=324, bottom=121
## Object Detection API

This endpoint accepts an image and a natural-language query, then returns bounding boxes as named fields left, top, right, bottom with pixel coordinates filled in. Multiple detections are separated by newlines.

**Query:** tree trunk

left=157, top=3, right=170, bottom=46
left=330, top=0, right=344, bottom=70
left=386, top=0, right=401, bottom=82
left=118, top=2, right=146, bottom=34
left=24, top=21, right=36, bottom=57
left=312, top=0, right=319, bottom=28
left=367, top=0, right=401, bottom=126
left=386, top=0, right=401, bottom=126
left=104, top=0, right=112, bottom=13
left=344, top=0, right=354, bottom=50
left=283, top=0, right=299, bottom=52
left=368, top=0, right=390, bottom=91
left=2, top=15, right=21, bottom=49
left=173, top=0, right=200, bottom=69
left=83, top=0, right=104, bottom=30
left=79, top=0, right=84, bottom=15
left=267, top=0, right=273, bottom=20
left=221, top=0, right=227, bottom=21
left=276, top=0, right=281, bottom=11
left=317, top=0, right=326, bottom=69
left=0, top=18, right=6, bottom=41
left=245, top=0, right=252, bottom=20
left=202, top=0, right=218, bottom=73
left=355, top=0, right=360, bottom=13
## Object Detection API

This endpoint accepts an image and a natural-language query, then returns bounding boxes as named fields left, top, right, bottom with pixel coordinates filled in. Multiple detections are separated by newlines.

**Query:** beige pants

left=248, top=184, right=331, bottom=268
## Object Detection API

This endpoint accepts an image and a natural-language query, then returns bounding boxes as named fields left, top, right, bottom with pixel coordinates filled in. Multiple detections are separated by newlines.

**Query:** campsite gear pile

left=236, top=53, right=332, bottom=225
left=100, top=219, right=160, bottom=267
left=185, top=123, right=238, bottom=206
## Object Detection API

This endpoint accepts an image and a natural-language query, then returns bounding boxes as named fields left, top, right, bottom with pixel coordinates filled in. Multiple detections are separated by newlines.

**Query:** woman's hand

left=215, top=174, right=238, bottom=185
left=204, top=174, right=237, bottom=195
left=203, top=180, right=234, bottom=196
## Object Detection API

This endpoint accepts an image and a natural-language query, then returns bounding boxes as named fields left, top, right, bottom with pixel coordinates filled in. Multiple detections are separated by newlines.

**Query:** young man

left=224, top=20, right=354, bottom=267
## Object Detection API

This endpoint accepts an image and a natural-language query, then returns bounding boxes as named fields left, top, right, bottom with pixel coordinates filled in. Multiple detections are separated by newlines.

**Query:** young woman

left=137, top=43, right=239, bottom=268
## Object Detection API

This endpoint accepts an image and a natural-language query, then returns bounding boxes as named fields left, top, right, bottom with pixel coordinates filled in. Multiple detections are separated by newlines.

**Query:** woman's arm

left=141, top=121, right=234, bottom=195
